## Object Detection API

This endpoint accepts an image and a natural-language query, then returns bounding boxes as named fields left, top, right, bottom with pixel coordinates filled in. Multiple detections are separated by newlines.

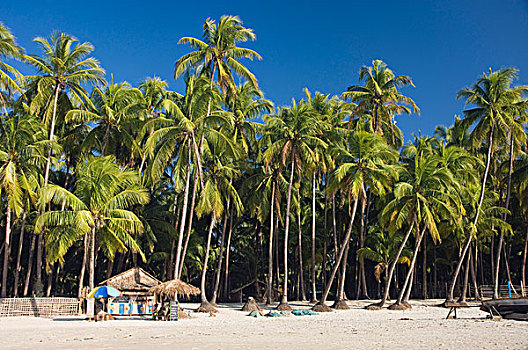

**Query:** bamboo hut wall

left=0, top=298, right=81, bottom=317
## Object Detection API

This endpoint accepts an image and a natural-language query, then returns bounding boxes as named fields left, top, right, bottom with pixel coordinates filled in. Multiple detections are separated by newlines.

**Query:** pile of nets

left=247, top=309, right=319, bottom=318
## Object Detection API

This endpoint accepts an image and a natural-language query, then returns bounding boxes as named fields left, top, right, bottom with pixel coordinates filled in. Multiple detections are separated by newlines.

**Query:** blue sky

left=2, top=0, right=528, bottom=137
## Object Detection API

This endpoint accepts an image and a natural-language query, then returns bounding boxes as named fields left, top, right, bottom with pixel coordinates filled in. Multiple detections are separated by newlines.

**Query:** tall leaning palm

left=25, top=32, right=105, bottom=294
left=26, top=32, right=105, bottom=184
left=445, top=67, right=528, bottom=303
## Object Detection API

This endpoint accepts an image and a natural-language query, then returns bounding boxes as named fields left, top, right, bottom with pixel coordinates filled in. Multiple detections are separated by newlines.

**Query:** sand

left=1, top=299, right=527, bottom=349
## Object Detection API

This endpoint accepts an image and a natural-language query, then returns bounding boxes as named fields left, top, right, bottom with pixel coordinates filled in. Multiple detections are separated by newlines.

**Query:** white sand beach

left=0, top=300, right=527, bottom=350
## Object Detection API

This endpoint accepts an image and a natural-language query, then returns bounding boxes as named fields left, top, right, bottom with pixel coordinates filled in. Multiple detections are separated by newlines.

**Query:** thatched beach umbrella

left=149, top=279, right=200, bottom=300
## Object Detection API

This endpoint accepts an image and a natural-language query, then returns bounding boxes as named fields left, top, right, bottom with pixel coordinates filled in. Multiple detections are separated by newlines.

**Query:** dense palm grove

left=1, top=16, right=528, bottom=312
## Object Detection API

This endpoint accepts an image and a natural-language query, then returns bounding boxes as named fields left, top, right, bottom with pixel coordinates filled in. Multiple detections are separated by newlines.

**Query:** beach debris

left=292, top=309, right=319, bottom=316
left=248, top=310, right=263, bottom=317
left=265, top=311, right=282, bottom=317
left=241, top=297, right=261, bottom=312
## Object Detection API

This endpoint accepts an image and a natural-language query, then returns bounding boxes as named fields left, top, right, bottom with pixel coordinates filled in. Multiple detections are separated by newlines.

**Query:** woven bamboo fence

left=0, top=297, right=81, bottom=317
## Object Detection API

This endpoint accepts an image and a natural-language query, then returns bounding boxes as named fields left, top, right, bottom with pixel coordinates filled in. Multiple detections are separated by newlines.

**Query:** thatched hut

left=99, top=267, right=161, bottom=316
left=149, top=279, right=200, bottom=301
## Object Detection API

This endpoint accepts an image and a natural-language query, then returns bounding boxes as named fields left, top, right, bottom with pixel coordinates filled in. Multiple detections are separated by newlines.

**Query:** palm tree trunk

left=223, top=204, right=234, bottom=298
left=503, top=246, right=513, bottom=288
left=116, top=251, right=126, bottom=274
left=378, top=214, right=417, bottom=307
left=435, top=248, right=439, bottom=298
left=23, top=231, right=36, bottom=296
left=469, top=247, right=480, bottom=300
left=35, top=83, right=61, bottom=296
left=267, top=180, right=276, bottom=304
left=106, top=258, right=114, bottom=280
left=311, top=172, right=317, bottom=302
left=396, top=224, right=425, bottom=306
left=331, top=195, right=339, bottom=289
left=274, top=210, right=280, bottom=294
left=211, top=198, right=230, bottom=305
left=315, top=193, right=359, bottom=308
left=138, top=128, right=154, bottom=176
left=76, top=235, right=88, bottom=309
left=43, top=82, right=60, bottom=186
left=168, top=194, right=179, bottom=278
left=278, top=155, right=295, bottom=310
left=101, top=122, right=111, bottom=157
left=373, top=105, right=379, bottom=133
left=522, top=224, right=528, bottom=294
left=1, top=204, right=12, bottom=297
left=14, top=207, right=27, bottom=297
left=446, top=128, right=494, bottom=303
left=34, top=233, right=44, bottom=296
left=493, top=132, right=514, bottom=299
left=422, top=234, right=427, bottom=299
left=491, top=236, right=495, bottom=286
left=197, top=212, right=216, bottom=311
left=178, top=169, right=200, bottom=278
left=322, top=191, right=328, bottom=291
left=46, top=263, right=54, bottom=297
left=297, top=205, right=306, bottom=301
left=88, top=226, right=96, bottom=290
left=357, top=195, right=369, bottom=299
left=458, top=250, right=471, bottom=303
left=173, top=139, right=192, bottom=279
left=402, top=267, right=415, bottom=304
left=333, top=242, right=350, bottom=309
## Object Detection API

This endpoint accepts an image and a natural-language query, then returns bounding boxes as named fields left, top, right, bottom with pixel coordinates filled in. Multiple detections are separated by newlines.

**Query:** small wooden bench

left=445, top=304, right=481, bottom=319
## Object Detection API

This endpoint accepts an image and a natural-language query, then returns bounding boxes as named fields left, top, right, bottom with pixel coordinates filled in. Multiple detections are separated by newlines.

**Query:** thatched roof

left=149, top=279, right=200, bottom=299
left=99, top=267, right=160, bottom=292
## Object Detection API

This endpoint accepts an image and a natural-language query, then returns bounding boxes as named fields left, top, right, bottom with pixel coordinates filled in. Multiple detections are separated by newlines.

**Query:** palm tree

left=0, top=114, right=43, bottom=296
left=223, top=82, right=273, bottom=155
left=493, top=98, right=528, bottom=298
left=387, top=139, right=463, bottom=309
left=342, top=59, right=419, bottom=145
left=137, top=77, right=180, bottom=179
left=25, top=32, right=105, bottom=183
left=174, top=15, right=261, bottom=95
left=378, top=149, right=457, bottom=308
left=314, top=131, right=398, bottom=311
left=304, top=89, right=342, bottom=302
left=145, top=75, right=230, bottom=281
left=209, top=83, right=272, bottom=305
left=263, top=100, right=323, bottom=310
left=36, top=156, right=149, bottom=295
left=513, top=153, right=528, bottom=288
left=0, top=22, right=24, bottom=113
left=66, top=80, right=143, bottom=157
left=25, top=32, right=105, bottom=294
left=357, top=228, right=412, bottom=299
left=445, top=67, right=528, bottom=303
left=250, top=162, right=286, bottom=304
left=194, top=137, right=242, bottom=312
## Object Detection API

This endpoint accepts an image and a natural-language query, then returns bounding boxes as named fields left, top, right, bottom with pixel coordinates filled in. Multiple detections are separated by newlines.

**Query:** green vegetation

left=1, top=17, right=527, bottom=311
